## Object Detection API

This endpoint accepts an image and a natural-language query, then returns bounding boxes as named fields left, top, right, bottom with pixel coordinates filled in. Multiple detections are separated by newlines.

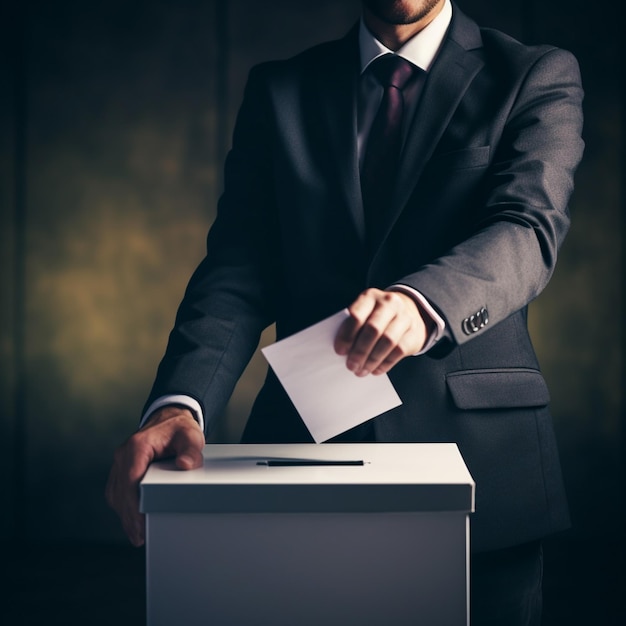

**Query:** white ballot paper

left=261, top=309, right=403, bottom=443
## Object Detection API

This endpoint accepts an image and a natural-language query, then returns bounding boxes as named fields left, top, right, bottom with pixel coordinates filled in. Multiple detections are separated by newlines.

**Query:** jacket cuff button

left=462, top=307, right=489, bottom=335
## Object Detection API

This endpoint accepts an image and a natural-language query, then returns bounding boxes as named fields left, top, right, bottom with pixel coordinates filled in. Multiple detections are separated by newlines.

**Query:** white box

left=141, top=443, right=475, bottom=626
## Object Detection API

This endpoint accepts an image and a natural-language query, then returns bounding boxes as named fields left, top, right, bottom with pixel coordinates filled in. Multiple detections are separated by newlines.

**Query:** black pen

left=256, top=459, right=365, bottom=467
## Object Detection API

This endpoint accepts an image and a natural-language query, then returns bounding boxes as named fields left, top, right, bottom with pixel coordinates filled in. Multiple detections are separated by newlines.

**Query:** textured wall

left=2, top=0, right=623, bottom=546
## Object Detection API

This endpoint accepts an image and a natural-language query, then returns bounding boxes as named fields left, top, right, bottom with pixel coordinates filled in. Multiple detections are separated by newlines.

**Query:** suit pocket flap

left=446, top=368, right=550, bottom=410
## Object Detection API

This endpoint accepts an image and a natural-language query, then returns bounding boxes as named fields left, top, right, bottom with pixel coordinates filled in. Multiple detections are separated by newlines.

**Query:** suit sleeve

left=143, top=66, right=279, bottom=432
left=398, top=47, right=584, bottom=346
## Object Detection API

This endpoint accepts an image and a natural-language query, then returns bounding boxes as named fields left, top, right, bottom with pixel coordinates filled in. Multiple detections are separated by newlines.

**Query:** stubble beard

left=362, top=0, right=443, bottom=25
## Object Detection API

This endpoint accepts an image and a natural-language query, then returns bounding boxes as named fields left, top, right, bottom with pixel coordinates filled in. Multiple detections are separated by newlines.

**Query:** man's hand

left=105, top=406, right=205, bottom=547
left=334, top=288, right=428, bottom=376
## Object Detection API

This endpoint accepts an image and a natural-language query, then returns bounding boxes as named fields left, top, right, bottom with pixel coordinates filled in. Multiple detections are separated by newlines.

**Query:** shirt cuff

left=388, top=284, right=446, bottom=354
left=140, top=395, right=205, bottom=433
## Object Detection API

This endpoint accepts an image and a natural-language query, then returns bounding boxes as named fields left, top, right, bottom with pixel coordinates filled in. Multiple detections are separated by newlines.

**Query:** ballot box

left=140, top=443, right=475, bottom=626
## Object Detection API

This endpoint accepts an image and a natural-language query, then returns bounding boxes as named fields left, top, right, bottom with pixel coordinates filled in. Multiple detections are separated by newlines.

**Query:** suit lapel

left=315, top=26, right=366, bottom=243
left=373, top=7, right=485, bottom=257
left=312, top=9, right=485, bottom=255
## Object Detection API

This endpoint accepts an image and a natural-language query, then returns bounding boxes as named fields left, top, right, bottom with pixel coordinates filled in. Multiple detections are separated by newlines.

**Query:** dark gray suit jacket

left=146, top=5, right=584, bottom=552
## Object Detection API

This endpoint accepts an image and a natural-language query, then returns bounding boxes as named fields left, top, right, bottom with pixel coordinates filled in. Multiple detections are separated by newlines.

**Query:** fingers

left=334, top=291, right=377, bottom=357
left=335, top=289, right=427, bottom=376
left=366, top=314, right=411, bottom=375
left=105, top=438, right=151, bottom=546
left=105, top=407, right=204, bottom=547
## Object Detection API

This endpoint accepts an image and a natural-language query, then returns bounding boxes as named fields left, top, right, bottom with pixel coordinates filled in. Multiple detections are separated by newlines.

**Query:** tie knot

left=370, top=54, right=416, bottom=90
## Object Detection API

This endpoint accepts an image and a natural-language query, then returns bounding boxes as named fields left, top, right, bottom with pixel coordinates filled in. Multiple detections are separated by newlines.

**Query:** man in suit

left=107, top=1, right=584, bottom=623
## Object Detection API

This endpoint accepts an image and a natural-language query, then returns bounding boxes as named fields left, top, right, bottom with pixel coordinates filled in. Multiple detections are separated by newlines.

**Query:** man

left=107, top=1, right=584, bottom=623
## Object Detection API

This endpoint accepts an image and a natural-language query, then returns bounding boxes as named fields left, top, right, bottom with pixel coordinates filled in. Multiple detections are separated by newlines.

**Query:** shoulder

left=450, top=5, right=581, bottom=80
left=481, top=27, right=579, bottom=74
left=480, top=34, right=582, bottom=113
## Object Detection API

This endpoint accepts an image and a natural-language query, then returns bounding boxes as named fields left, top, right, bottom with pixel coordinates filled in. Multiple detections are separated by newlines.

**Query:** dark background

left=2, top=0, right=624, bottom=624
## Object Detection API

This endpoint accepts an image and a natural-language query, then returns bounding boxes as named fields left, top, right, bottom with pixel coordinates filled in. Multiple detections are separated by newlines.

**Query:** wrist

left=387, top=284, right=445, bottom=354
left=142, top=405, right=198, bottom=429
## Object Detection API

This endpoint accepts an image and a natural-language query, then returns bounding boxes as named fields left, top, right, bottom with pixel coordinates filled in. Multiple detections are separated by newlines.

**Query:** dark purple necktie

left=361, top=55, right=417, bottom=245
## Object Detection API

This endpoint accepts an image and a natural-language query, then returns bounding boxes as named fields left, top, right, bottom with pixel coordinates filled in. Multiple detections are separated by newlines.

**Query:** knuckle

left=383, top=291, right=402, bottom=307
left=375, top=334, right=394, bottom=352
left=347, top=306, right=365, bottom=325
left=190, top=426, right=205, bottom=445
left=361, top=321, right=382, bottom=342
left=125, top=433, right=147, bottom=457
left=175, top=423, right=204, bottom=449
left=393, top=344, right=408, bottom=359
left=177, top=429, right=196, bottom=447
left=384, top=345, right=403, bottom=361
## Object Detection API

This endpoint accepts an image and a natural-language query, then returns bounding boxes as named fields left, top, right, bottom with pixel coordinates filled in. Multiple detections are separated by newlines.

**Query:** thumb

left=170, top=424, right=205, bottom=470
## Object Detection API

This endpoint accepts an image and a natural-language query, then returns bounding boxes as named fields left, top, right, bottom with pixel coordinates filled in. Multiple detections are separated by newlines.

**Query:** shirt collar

left=359, top=0, right=452, bottom=74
